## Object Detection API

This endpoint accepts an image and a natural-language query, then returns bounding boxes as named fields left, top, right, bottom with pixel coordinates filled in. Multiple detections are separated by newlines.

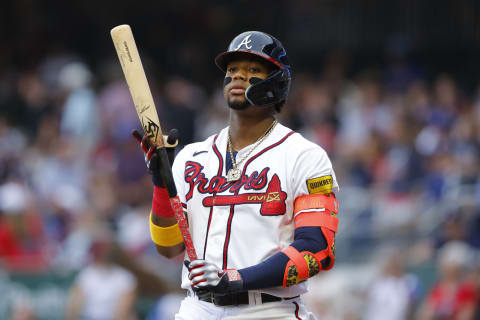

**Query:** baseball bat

left=111, top=24, right=197, bottom=261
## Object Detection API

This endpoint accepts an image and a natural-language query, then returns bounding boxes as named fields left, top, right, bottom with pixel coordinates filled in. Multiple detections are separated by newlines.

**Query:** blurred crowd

left=0, top=42, right=479, bottom=319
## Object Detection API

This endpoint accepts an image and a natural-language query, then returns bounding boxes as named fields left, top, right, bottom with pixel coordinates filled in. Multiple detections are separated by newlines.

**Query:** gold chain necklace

left=226, top=120, right=278, bottom=182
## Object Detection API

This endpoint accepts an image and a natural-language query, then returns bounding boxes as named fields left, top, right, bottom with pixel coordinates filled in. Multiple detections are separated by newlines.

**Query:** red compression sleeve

left=152, top=186, right=175, bottom=218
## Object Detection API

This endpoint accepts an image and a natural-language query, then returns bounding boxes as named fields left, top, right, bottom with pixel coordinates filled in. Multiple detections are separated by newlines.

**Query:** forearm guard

left=282, top=193, right=339, bottom=287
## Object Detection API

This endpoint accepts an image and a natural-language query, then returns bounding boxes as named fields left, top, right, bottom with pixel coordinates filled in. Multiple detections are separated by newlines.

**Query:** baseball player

left=133, top=31, right=340, bottom=319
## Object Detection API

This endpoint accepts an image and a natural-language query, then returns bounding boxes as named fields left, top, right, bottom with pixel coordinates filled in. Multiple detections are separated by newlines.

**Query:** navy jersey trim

left=293, top=301, right=302, bottom=319
left=243, top=131, right=296, bottom=171
left=222, top=130, right=295, bottom=269
left=202, top=134, right=223, bottom=259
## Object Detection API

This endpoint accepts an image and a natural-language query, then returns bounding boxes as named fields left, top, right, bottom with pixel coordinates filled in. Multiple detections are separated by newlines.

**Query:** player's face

left=223, top=57, right=271, bottom=110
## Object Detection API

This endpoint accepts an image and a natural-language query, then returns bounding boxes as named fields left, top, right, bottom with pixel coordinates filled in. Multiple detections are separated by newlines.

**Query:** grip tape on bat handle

left=157, top=146, right=198, bottom=261
left=169, top=196, right=197, bottom=261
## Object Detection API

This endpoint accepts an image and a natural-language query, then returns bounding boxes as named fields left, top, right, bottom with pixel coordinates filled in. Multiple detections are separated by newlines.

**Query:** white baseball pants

left=175, top=293, right=317, bottom=320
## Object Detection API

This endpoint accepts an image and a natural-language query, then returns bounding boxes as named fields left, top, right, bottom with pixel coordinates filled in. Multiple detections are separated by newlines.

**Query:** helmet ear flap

left=245, top=69, right=290, bottom=107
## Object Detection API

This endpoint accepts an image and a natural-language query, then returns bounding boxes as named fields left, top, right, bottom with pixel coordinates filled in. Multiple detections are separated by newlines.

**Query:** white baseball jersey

left=172, top=123, right=339, bottom=297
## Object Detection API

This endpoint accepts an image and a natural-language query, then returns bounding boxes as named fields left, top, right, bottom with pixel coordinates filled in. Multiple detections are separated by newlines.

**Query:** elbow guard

left=282, top=193, right=339, bottom=287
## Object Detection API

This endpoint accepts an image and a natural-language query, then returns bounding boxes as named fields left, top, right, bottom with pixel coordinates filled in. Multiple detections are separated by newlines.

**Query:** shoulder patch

left=306, top=175, right=333, bottom=194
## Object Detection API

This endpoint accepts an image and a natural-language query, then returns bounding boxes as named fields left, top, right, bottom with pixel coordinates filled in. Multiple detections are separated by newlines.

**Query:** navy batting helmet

left=215, top=31, right=291, bottom=107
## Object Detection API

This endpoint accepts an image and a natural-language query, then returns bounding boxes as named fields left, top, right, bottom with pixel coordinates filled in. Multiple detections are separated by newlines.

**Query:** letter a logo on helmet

left=234, top=34, right=252, bottom=50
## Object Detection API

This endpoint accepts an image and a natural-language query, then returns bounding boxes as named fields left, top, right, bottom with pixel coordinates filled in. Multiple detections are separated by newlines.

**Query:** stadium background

left=0, top=0, right=479, bottom=319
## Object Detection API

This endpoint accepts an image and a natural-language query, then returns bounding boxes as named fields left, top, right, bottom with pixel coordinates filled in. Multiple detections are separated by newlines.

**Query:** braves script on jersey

left=172, top=123, right=339, bottom=297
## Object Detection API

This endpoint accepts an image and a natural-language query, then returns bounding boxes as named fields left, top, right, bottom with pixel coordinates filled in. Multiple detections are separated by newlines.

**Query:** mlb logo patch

left=306, top=175, right=333, bottom=194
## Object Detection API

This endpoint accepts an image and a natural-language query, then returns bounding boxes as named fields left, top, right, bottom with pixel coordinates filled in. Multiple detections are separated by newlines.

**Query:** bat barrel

left=111, top=24, right=197, bottom=261
left=110, top=24, right=164, bottom=146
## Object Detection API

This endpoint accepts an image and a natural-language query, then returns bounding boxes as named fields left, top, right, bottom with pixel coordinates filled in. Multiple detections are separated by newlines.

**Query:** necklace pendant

left=227, top=168, right=241, bottom=182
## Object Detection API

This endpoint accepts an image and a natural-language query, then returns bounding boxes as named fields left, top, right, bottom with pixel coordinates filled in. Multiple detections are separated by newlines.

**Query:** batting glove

left=185, top=260, right=244, bottom=295
left=132, top=129, right=178, bottom=187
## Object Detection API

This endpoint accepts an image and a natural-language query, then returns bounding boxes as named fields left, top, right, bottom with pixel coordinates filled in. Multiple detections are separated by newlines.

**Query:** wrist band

left=152, top=186, right=175, bottom=218
left=149, top=212, right=184, bottom=247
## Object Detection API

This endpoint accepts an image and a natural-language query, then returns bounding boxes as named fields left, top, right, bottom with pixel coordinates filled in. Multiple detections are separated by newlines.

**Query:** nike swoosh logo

left=193, top=151, right=208, bottom=157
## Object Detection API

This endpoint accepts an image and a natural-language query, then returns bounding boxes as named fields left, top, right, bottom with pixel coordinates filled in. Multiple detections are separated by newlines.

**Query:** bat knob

left=167, top=129, right=179, bottom=145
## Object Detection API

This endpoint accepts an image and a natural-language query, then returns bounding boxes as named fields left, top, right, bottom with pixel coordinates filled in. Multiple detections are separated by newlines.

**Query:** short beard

left=227, top=98, right=250, bottom=110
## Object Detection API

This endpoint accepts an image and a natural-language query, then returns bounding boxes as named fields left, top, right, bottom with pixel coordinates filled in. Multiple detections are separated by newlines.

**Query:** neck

left=228, top=107, right=276, bottom=150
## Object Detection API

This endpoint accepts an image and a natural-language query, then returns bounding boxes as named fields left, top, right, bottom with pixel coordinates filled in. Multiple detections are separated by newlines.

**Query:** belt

left=196, top=290, right=299, bottom=306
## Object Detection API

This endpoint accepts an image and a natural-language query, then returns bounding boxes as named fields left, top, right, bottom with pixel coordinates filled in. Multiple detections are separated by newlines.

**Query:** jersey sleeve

left=291, top=146, right=339, bottom=199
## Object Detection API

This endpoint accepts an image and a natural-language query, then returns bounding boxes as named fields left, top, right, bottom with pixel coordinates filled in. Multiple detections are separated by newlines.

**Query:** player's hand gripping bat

left=110, top=24, right=197, bottom=261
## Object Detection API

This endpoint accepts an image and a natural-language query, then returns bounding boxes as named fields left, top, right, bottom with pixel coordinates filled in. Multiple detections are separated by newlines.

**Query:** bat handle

left=170, top=196, right=197, bottom=261
left=157, top=147, right=198, bottom=261
left=157, top=147, right=177, bottom=197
